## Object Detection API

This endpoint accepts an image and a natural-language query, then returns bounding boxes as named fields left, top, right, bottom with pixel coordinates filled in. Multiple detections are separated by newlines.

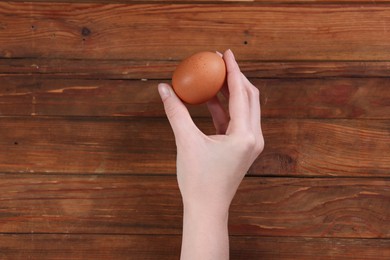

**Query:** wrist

left=181, top=203, right=230, bottom=260
left=183, top=203, right=229, bottom=224
left=181, top=192, right=232, bottom=218
left=183, top=202, right=229, bottom=231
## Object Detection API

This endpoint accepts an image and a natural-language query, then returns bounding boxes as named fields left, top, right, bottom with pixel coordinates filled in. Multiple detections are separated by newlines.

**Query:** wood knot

left=81, top=27, right=91, bottom=37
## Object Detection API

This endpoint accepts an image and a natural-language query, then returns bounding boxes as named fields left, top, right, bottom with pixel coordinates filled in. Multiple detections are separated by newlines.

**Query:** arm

left=158, top=49, right=264, bottom=260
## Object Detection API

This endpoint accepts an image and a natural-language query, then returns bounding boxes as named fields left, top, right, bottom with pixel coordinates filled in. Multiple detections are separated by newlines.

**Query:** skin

left=158, top=49, right=264, bottom=260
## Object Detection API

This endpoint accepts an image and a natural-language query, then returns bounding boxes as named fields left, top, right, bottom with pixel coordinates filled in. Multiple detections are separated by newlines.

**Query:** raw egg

left=172, top=51, right=226, bottom=105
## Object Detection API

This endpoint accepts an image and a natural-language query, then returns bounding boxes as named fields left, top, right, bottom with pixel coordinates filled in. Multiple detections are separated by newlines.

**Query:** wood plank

left=1, top=59, right=390, bottom=79
left=1, top=77, right=390, bottom=119
left=0, top=117, right=389, bottom=176
left=0, top=175, right=388, bottom=238
left=0, top=234, right=389, bottom=260
left=2, top=3, right=390, bottom=60
left=230, top=178, right=390, bottom=237
left=254, top=119, right=390, bottom=177
left=230, top=236, right=390, bottom=259
left=0, top=117, right=176, bottom=174
left=257, top=78, right=390, bottom=119
left=8, top=0, right=390, bottom=3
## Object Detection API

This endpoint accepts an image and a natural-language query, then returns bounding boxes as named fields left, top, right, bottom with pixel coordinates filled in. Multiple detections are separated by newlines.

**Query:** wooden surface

left=2, top=3, right=390, bottom=61
left=1, top=1, right=389, bottom=259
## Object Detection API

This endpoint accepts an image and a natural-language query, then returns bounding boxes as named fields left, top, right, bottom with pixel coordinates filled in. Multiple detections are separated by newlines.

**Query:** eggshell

left=172, top=51, right=226, bottom=105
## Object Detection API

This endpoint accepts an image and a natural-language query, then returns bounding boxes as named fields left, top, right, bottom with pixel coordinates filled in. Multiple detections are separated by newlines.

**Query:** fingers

left=158, top=83, right=199, bottom=140
left=220, top=84, right=229, bottom=100
left=223, top=49, right=250, bottom=133
left=208, top=53, right=230, bottom=134
left=223, top=50, right=262, bottom=140
left=216, top=51, right=229, bottom=101
left=159, top=49, right=262, bottom=146
left=241, top=74, right=262, bottom=136
left=207, top=95, right=229, bottom=134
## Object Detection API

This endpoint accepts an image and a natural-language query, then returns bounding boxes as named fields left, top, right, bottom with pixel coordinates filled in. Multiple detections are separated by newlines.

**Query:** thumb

left=158, top=83, right=197, bottom=138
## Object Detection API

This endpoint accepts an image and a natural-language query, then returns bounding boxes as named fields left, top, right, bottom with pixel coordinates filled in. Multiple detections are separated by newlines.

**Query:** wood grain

left=1, top=77, right=390, bottom=119
left=0, top=174, right=388, bottom=238
left=230, top=236, right=390, bottom=259
left=0, top=234, right=389, bottom=260
left=1, top=0, right=389, bottom=258
left=1, top=3, right=390, bottom=60
left=1, top=59, right=390, bottom=79
left=8, top=0, right=390, bottom=3
left=230, top=178, right=390, bottom=237
left=0, top=117, right=389, bottom=176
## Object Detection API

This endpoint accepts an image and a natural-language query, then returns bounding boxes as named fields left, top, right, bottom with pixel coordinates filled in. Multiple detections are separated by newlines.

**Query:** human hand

left=158, top=49, right=264, bottom=215
left=158, top=49, right=263, bottom=259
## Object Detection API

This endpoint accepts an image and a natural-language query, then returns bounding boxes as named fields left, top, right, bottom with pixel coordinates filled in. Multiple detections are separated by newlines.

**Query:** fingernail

left=158, top=83, right=171, bottom=99
left=216, top=51, right=223, bottom=57
left=227, top=49, right=235, bottom=58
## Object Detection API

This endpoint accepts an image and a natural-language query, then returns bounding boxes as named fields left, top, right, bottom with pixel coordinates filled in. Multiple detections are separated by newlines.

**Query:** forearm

left=180, top=205, right=230, bottom=260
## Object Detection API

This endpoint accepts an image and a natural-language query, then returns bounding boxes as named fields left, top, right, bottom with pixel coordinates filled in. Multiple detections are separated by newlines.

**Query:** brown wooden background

left=1, top=0, right=390, bottom=259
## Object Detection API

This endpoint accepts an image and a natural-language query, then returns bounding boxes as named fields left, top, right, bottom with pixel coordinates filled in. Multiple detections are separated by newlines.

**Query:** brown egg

left=172, top=51, right=226, bottom=105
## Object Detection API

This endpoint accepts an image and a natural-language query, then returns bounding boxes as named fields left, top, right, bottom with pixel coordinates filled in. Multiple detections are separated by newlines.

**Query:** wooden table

left=0, top=1, right=389, bottom=259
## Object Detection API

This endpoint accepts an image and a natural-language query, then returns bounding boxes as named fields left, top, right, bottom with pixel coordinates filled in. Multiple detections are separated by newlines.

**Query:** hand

left=158, top=49, right=264, bottom=260
left=159, top=49, right=264, bottom=213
